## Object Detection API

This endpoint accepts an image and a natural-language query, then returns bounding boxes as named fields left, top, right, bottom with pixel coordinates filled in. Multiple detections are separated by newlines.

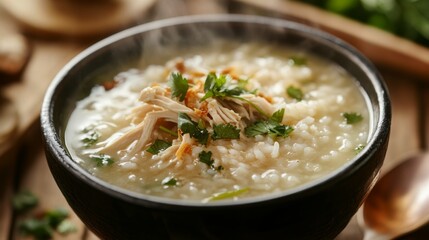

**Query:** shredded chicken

left=100, top=110, right=177, bottom=154
left=206, top=99, right=242, bottom=128
left=97, top=68, right=285, bottom=159
left=139, top=86, right=197, bottom=118
left=228, top=93, right=277, bottom=121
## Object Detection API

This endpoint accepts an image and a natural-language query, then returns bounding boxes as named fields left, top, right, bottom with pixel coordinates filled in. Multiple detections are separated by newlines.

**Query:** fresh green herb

left=178, top=113, right=209, bottom=145
left=159, top=126, right=178, bottom=137
left=12, top=190, right=38, bottom=213
left=287, top=86, right=304, bottom=101
left=81, top=130, right=100, bottom=147
left=14, top=191, right=77, bottom=240
left=146, top=139, right=172, bottom=155
left=212, top=124, right=241, bottom=140
left=245, top=109, right=294, bottom=138
left=205, top=188, right=249, bottom=201
left=89, top=153, right=114, bottom=166
left=199, top=151, right=223, bottom=172
left=162, top=177, right=178, bottom=186
left=169, top=72, right=189, bottom=102
left=19, top=218, right=53, bottom=240
left=301, top=0, right=429, bottom=47
left=200, top=73, right=247, bottom=102
left=354, top=144, right=366, bottom=154
left=288, top=56, right=307, bottom=66
left=342, top=112, right=363, bottom=124
left=45, top=208, right=69, bottom=228
left=199, top=150, right=214, bottom=166
left=57, top=220, right=78, bottom=235
left=18, top=208, right=74, bottom=240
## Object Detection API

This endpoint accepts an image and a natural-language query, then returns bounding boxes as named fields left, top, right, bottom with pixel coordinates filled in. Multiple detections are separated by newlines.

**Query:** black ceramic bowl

left=41, top=14, right=391, bottom=240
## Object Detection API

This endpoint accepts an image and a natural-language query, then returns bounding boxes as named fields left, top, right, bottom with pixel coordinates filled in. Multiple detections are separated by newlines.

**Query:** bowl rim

left=41, top=13, right=391, bottom=208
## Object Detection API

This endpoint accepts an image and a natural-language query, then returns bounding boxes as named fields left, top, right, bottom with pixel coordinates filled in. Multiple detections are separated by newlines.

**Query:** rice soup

left=65, top=41, right=370, bottom=202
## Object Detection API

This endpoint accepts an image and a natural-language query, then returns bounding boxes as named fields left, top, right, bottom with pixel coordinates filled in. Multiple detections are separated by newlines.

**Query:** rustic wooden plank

left=0, top=38, right=86, bottom=162
left=232, top=0, right=429, bottom=80
left=424, top=86, right=429, bottom=150
left=0, top=149, right=18, bottom=240
left=10, top=128, right=87, bottom=240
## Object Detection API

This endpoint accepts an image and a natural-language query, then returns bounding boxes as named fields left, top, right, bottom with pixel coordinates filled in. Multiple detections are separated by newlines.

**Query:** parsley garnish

left=199, top=151, right=223, bottom=172
left=162, top=176, right=178, bottom=186
left=18, top=208, right=76, bottom=239
left=89, top=154, right=114, bottom=167
left=13, top=191, right=77, bottom=239
left=81, top=129, right=100, bottom=147
left=343, top=112, right=363, bottom=124
left=212, top=124, right=240, bottom=140
left=169, top=72, right=189, bottom=102
left=12, top=190, right=38, bottom=213
left=146, top=139, right=172, bottom=154
left=287, top=86, right=304, bottom=101
left=178, top=113, right=209, bottom=145
left=245, top=109, right=294, bottom=138
left=200, top=73, right=247, bottom=102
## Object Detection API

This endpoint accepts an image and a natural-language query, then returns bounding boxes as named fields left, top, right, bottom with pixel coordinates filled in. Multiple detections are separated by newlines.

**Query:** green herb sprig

left=245, top=109, right=294, bottom=138
left=169, top=72, right=189, bottom=102
left=147, top=139, right=172, bottom=155
left=212, top=123, right=240, bottom=140
left=178, top=113, right=209, bottom=145
left=342, top=112, right=363, bottom=124
left=199, top=151, right=224, bottom=172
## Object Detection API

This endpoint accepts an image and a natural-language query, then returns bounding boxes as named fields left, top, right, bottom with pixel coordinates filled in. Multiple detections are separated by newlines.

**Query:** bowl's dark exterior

left=41, top=15, right=391, bottom=240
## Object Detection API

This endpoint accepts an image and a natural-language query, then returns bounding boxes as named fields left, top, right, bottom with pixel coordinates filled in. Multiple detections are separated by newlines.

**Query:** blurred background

left=1, top=0, right=428, bottom=239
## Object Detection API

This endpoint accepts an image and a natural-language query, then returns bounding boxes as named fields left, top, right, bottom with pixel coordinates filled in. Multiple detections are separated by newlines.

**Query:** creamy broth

left=65, top=42, right=370, bottom=202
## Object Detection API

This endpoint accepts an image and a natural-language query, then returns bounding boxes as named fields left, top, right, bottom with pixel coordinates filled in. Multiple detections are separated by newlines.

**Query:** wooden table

left=1, top=0, right=428, bottom=239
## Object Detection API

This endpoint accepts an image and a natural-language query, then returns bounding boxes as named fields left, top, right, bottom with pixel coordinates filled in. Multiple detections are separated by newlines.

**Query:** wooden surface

left=1, top=0, right=429, bottom=239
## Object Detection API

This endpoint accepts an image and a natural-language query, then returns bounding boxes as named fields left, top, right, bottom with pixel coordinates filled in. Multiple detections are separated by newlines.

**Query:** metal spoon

left=358, top=153, right=429, bottom=239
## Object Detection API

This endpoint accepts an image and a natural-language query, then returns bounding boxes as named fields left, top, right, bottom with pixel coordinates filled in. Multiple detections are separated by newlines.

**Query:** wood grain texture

left=11, top=129, right=86, bottom=240
left=0, top=39, right=86, bottom=162
left=233, top=0, right=429, bottom=80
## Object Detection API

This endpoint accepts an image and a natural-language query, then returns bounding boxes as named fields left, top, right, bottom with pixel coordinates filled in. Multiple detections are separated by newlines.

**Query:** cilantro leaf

left=169, top=72, right=189, bottom=102
left=178, top=113, right=209, bottom=145
left=342, top=112, right=363, bottom=124
left=12, top=190, right=38, bottom=213
left=45, top=208, right=69, bottom=228
left=245, top=109, right=294, bottom=138
left=212, top=124, right=241, bottom=140
left=270, top=108, right=285, bottom=123
left=287, top=86, right=304, bottom=101
left=81, top=130, right=100, bottom=147
left=199, top=150, right=214, bottom=167
left=147, top=139, right=172, bottom=155
left=198, top=150, right=223, bottom=173
left=19, top=218, right=53, bottom=240
left=89, top=154, right=114, bottom=167
left=162, top=177, right=178, bottom=186
left=201, top=73, right=247, bottom=102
